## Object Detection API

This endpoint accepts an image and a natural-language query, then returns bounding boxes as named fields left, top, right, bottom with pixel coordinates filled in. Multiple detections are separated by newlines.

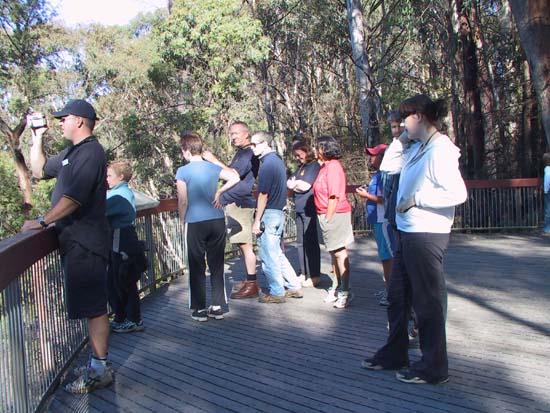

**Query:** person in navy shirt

left=202, top=122, right=260, bottom=299
left=287, top=140, right=321, bottom=287
left=22, top=99, right=112, bottom=393
left=251, top=132, right=302, bottom=303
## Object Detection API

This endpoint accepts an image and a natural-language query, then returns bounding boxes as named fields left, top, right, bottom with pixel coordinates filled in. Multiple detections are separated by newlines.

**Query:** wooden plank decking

left=47, top=234, right=550, bottom=413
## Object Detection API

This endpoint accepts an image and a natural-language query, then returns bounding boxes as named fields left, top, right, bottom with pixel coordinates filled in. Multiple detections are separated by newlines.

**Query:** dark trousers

left=107, top=251, right=141, bottom=323
left=295, top=212, right=321, bottom=277
left=187, top=218, right=227, bottom=310
left=373, top=231, right=449, bottom=382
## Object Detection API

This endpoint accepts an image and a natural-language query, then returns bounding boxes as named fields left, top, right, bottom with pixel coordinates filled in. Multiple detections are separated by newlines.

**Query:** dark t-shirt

left=258, top=152, right=287, bottom=210
left=43, top=136, right=110, bottom=258
left=289, top=161, right=320, bottom=215
left=220, top=145, right=259, bottom=208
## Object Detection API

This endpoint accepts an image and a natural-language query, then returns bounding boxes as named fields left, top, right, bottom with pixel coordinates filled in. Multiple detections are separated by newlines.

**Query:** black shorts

left=62, top=242, right=108, bottom=319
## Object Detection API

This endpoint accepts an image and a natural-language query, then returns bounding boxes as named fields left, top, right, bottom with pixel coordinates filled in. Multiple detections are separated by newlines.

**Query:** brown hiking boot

left=231, top=280, right=245, bottom=292
left=285, top=289, right=304, bottom=298
left=230, top=280, right=259, bottom=299
left=258, top=293, right=286, bottom=303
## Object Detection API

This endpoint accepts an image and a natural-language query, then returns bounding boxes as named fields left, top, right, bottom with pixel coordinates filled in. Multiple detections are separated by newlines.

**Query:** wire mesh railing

left=0, top=178, right=543, bottom=412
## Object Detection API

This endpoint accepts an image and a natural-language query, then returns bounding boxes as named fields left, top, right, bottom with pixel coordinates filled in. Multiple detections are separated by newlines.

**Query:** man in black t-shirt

left=203, top=121, right=260, bottom=299
left=22, top=99, right=112, bottom=393
left=250, top=132, right=302, bottom=303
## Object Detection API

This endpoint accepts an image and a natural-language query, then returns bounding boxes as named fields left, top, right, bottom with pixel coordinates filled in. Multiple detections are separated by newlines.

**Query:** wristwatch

left=37, top=216, right=49, bottom=228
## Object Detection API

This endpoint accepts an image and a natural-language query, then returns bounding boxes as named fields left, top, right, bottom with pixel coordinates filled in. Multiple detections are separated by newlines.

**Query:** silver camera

left=27, top=112, right=47, bottom=129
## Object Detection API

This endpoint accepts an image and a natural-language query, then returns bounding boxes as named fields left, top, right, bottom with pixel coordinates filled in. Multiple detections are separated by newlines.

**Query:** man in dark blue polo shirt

left=22, top=99, right=112, bottom=393
left=250, top=132, right=302, bottom=303
left=203, top=121, right=260, bottom=299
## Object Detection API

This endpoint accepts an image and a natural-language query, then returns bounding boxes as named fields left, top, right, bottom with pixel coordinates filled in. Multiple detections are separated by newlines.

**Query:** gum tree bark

left=346, top=0, right=376, bottom=147
left=0, top=118, right=33, bottom=211
left=457, top=1, right=486, bottom=178
left=509, top=0, right=550, bottom=148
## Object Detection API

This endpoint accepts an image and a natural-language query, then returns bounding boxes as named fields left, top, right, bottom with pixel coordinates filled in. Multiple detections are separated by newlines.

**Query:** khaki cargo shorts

left=225, top=203, right=255, bottom=244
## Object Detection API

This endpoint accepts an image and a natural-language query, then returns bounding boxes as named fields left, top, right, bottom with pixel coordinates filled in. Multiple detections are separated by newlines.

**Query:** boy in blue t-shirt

left=356, top=143, right=393, bottom=306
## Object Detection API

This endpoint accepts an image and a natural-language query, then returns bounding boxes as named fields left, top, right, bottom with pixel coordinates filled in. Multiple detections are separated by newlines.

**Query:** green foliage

left=0, top=0, right=63, bottom=115
left=0, top=151, right=24, bottom=237
left=0, top=152, right=53, bottom=238
left=157, top=0, right=269, bottom=103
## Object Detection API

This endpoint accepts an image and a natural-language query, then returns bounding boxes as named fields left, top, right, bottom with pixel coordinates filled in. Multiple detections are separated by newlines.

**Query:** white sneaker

left=333, top=292, right=353, bottom=309
left=323, top=289, right=338, bottom=303
left=296, top=274, right=306, bottom=284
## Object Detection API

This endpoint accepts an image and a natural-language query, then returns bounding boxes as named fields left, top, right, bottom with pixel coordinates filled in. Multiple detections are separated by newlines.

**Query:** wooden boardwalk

left=47, top=234, right=550, bottom=413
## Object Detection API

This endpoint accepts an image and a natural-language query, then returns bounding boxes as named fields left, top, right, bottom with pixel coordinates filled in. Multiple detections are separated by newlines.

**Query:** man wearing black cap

left=21, top=99, right=113, bottom=393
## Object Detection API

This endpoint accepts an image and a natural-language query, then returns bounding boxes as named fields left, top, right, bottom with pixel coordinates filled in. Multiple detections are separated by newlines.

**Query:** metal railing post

left=144, top=215, right=156, bottom=292
left=5, top=279, right=30, bottom=413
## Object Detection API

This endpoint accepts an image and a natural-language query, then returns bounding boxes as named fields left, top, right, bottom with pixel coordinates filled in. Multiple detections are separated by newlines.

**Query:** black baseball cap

left=52, top=99, right=98, bottom=121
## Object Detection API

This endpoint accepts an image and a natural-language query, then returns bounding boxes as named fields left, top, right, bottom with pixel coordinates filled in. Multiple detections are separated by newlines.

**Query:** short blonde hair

left=108, top=160, right=133, bottom=182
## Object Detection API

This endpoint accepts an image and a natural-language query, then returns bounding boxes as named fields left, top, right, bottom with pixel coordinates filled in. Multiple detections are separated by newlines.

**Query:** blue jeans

left=257, top=209, right=300, bottom=296
left=544, top=192, right=550, bottom=232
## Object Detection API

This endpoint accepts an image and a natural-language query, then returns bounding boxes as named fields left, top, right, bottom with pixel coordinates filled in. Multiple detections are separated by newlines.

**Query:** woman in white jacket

left=362, top=95, right=467, bottom=385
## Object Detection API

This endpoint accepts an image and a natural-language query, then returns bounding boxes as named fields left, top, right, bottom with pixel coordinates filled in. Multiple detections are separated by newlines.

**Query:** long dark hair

left=398, top=94, right=447, bottom=124
left=315, top=135, right=342, bottom=160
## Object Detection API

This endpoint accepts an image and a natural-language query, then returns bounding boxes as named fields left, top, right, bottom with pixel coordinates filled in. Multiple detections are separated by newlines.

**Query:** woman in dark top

left=287, top=141, right=321, bottom=287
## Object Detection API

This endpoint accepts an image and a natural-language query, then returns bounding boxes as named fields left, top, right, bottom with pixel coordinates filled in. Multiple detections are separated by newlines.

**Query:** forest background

left=1, top=0, right=548, bottom=240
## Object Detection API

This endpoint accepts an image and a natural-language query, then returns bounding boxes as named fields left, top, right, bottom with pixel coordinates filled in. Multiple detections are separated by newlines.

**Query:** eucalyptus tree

left=0, top=0, right=63, bottom=212
left=509, top=0, right=550, bottom=149
left=157, top=0, right=270, bottom=151
left=345, top=0, right=413, bottom=147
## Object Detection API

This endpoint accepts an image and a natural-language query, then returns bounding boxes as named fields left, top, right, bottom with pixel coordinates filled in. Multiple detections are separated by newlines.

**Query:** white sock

left=210, top=305, right=221, bottom=311
left=90, top=356, right=107, bottom=375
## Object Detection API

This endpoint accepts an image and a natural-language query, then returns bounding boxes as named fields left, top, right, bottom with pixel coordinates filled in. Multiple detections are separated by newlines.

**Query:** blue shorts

left=372, top=222, right=394, bottom=261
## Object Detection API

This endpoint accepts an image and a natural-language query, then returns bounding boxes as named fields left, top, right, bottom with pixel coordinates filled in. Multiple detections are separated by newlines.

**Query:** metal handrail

left=0, top=201, right=185, bottom=413
left=0, top=178, right=544, bottom=412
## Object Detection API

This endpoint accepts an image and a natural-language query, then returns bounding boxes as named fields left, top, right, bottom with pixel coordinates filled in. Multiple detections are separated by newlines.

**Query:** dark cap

left=365, top=143, right=388, bottom=156
left=52, top=99, right=98, bottom=121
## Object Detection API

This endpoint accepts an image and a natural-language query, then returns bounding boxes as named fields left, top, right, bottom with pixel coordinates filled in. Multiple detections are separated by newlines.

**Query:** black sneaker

left=362, top=359, right=406, bottom=371
left=207, top=306, right=224, bottom=320
left=396, top=369, right=449, bottom=384
left=191, top=309, right=208, bottom=322
left=361, top=359, right=385, bottom=370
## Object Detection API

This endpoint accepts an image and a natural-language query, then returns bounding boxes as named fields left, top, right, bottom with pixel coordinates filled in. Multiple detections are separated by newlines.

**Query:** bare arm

left=356, top=187, right=383, bottom=203
left=253, top=192, right=268, bottom=235
left=29, top=127, right=48, bottom=179
left=325, top=196, right=339, bottom=222
left=287, top=177, right=312, bottom=193
left=176, top=180, right=188, bottom=225
left=21, top=196, right=79, bottom=232
left=213, top=168, right=240, bottom=208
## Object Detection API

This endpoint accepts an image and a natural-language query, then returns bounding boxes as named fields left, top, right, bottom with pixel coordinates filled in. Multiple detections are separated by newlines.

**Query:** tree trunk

left=259, top=61, right=276, bottom=133
left=509, top=0, right=550, bottom=149
left=346, top=0, right=375, bottom=147
left=444, top=2, right=463, bottom=150
left=457, top=2, right=486, bottom=178
left=0, top=117, right=33, bottom=212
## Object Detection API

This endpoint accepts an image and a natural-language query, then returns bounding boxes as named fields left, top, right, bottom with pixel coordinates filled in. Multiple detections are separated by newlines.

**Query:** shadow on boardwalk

left=48, top=234, right=550, bottom=413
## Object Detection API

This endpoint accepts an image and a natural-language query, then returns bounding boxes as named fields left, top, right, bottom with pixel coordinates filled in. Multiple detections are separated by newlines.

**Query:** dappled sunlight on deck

left=46, top=234, right=550, bottom=413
